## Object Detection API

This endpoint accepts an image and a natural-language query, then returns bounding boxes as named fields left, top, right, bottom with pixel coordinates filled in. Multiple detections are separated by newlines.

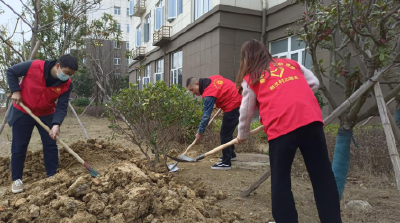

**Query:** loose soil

left=1, top=114, right=400, bottom=222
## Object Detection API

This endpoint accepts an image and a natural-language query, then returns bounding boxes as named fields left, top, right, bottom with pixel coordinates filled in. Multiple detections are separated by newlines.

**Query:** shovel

left=19, top=102, right=100, bottom=177
left=168, top=108, right=222, bottom=171
left=167, top=125, right=265, bottom=162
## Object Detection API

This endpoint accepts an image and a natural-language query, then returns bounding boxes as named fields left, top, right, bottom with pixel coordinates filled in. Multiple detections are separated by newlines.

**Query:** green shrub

left=72, top=106, right=84, bottom=115
left=71, top=97, right=90, bottom=107
left=106, top=81, right=203, bottom=167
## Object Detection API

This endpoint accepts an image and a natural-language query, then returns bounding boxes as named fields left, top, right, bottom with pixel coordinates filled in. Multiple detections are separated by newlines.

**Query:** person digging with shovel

left=235, top=39, right=342, bottom=223
left=6, top=54, right=78, bottom=194
left=186, top=76, right=242, bottom=170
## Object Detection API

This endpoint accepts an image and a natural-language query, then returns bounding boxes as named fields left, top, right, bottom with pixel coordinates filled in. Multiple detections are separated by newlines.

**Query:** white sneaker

left=12, top=179, right=24, bottom=194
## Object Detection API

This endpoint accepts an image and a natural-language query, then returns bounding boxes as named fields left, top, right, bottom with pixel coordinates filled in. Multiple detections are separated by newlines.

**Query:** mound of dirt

left=0, top=140, right=240, bottom=222
left=0, top=139, right=136, bottom=186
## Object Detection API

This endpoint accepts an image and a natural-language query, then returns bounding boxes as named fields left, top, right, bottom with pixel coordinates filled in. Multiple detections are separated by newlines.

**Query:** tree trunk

left=332, top=128, right=353, bottom=199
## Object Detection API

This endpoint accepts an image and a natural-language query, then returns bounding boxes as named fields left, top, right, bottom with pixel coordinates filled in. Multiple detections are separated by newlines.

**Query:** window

left=194, top=0, right=211, bottom=20
left=144, top=14, right=151, bottom=42
left=143, top=64, right=151, bottom=87
left=170, top=51, right=182, bottom=87
left=126, top=41, right=130, bottom=50
left=117, top=23, right=121, bottom=30
left=115, top=73, right=121, bottom=78
left=82, top=58, right=86, bottom=64
left=127, top=24, right=130, bottom=33
left=114, top=58, right=121, bottom=65
left=168, top=0, right=183, bottom=22
left=137, top=71, right=142, bottom=90
left=154, top=58, right=164, bottom=81
left=129, top=0, right=134, bottom=15
left=126, top=58, right=130, bottom=67
left=127, top=8, right=130, bottom=16
left=154, top=0, right=165, bottom=30
left=136, top=25, right=141, bottom=46
left=114, top=6, right=121, bottom=15
left=270, top=36, right=312, bottom=69
left=114, top=41, right=121, bottom=49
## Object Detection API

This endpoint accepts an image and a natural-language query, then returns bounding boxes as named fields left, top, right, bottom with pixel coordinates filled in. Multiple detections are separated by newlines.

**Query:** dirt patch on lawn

left=0, top=139, right=242, bottom=223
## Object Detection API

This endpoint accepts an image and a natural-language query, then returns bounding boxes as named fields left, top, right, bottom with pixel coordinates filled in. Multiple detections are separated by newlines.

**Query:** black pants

left=11, top=113, right=58, bottom=181
left=220, top=107, right=240, bottom=165
left=269, top=121, right=342, bottom=223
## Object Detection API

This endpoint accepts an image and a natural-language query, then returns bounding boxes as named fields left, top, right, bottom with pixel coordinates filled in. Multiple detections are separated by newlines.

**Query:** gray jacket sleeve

left=299, top=64, right=320, bottom=92
left=237, top=80, right=257, bottom=140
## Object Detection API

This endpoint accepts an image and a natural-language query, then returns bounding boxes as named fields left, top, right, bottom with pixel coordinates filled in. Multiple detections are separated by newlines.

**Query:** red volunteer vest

left=244, top=58, right=323, bottom=140
left=202, top=75, right=242, bottom=112
left=13, top=60, right=71, bottom=117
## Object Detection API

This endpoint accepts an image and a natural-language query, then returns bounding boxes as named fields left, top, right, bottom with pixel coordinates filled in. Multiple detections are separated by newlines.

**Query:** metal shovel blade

left=166, top=154, right=195, bottom=162
left=168, top=162, right=179, bottom=172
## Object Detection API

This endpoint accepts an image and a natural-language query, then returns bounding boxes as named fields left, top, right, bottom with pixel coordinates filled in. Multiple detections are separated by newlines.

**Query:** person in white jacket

left=235, top=39, right=342, bottom=223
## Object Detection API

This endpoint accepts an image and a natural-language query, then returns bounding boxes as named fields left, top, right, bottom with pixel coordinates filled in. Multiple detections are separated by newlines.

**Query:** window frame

left=114, top=58, right=121, bottom=65
left=194, top=0, right=211, bottom=21
left=114, top=6, right=121, bottom=15
left=269, top=36, right=312, bottom=69
left=170, top=51, right=182, bottom=87
left=154, top=0, right=165, bottom=31
left=154, top=58, right=164, bottom=82
left=143, top=64, right=151, bottom=88
left=136, top=25, right=141, bottom=47
left=114, top=40, right=121, bottom=49
left=144, top=13, right=151, bottom=42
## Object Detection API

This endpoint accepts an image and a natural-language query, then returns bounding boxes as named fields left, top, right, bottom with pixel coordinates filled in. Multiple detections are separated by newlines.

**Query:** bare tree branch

left=321, top=71, right=345, bottom=89
left=29, top=40, right=41, bottom=60
left=0, top=0, right=33, bottom=29
left=19, top=0, right=34, bottom=15
left=0, top=35, right=24, bottom=60
left=5, top=18, right=20, bottom=41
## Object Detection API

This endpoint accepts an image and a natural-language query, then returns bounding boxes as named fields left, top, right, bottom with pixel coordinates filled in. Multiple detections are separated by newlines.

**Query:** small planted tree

left=106, top=81, right=203, bottom=168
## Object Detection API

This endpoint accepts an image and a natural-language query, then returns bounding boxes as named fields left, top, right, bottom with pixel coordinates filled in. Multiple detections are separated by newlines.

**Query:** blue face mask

left=57, top=69, right=70, bottom=81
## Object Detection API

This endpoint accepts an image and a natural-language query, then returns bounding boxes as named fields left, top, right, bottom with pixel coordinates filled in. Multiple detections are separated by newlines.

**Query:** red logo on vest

left=51, top=87, right=62, bottom=94
left=213, top=78, right=223, bottom=89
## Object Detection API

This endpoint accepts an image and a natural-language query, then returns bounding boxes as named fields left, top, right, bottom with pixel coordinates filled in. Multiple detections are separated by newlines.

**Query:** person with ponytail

left=236, top=39, right=342, bottom=223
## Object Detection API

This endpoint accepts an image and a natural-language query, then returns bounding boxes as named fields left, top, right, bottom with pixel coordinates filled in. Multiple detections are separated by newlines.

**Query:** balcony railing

left=133, top=0, right=146, bottom=17
left=132, top=47, right=145, bottom=60
left=153, top=26, right=172, bottom=46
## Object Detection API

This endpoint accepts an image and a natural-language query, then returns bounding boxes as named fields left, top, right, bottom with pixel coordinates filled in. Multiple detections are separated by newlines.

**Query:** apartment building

left=84, top=0, right=132, bottom=77
left=127, top=0, right=396, bottom=118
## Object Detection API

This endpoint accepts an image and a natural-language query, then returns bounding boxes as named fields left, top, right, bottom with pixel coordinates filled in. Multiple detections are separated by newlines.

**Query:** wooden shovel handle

left=19, top=103, right=85, bottom=165
left=204, top=125, right=265, bottom=157
left=208, top=108, right=222, bottom=125
left=182, top=109, right=222, bottom=155
left=182, top=138, right=197, bottom=155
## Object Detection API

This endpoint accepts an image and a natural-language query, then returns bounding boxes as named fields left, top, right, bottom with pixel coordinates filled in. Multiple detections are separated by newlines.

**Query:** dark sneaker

left=12, top=179, right=23, bottom=194
left=219, top=156, right=237, bottom=161
left=211, top=163, right=231, bottom=170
